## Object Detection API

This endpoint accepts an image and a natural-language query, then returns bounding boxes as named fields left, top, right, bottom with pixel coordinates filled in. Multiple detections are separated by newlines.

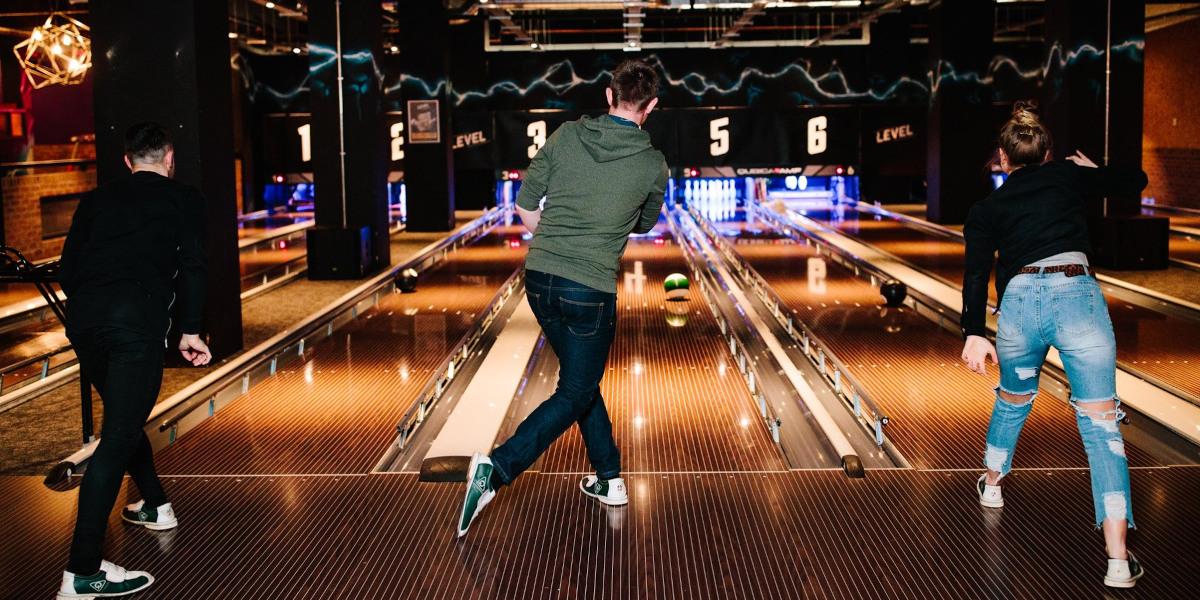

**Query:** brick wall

left=1143, top=17, right=1200, bottom=210
left=1144, top=147, right=1200, bottom=210
left=1, top=170, right=96, bottom=260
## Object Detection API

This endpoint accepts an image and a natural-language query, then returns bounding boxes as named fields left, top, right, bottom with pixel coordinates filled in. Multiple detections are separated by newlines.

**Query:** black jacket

left=60, top=171, right=206, bottom=336
left=961, top=160, right=1147, bottom=338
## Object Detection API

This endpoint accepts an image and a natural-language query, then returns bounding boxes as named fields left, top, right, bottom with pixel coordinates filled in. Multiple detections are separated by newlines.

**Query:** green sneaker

left=579, top=475, right=628, bottom=506
left=121, top=501, right=178, bottom=531
left=57, top=560, right=154, bottom=599
left=457, top=453, right=497, bottom=538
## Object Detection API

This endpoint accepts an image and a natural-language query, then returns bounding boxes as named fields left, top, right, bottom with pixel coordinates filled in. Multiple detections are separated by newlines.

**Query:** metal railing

left=667, top=209, right=787, bottom=446
left=0, top=158, right=96, bottom=173
left=690, top=205, right=894, bottom=448
left=389, top=271, right=523, bottom=454
left=0, top=344, right=75, bottom=398
left=150, top=208, right=508, bottom=443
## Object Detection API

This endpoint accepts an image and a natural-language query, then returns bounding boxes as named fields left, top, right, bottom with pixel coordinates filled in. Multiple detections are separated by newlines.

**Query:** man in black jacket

left=55, top=122, right=211, bottom=599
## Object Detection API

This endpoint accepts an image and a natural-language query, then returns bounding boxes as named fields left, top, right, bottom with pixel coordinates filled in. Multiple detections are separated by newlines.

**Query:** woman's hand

left=1066, top=150, right=1098, bottom=169
left=961, top=335, right=997, bottom=375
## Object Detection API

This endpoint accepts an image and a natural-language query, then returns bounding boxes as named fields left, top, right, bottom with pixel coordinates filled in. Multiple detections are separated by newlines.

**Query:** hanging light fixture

left=12, top=13, right=92, bottom=89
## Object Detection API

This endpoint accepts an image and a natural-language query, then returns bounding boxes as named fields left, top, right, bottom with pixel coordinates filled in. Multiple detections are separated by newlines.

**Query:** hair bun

left=1012, top=99, right=1038, bottom=115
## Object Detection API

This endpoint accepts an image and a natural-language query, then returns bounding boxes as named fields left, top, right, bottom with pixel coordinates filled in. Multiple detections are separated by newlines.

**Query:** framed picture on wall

left=407, top=100, right=441, bottom=144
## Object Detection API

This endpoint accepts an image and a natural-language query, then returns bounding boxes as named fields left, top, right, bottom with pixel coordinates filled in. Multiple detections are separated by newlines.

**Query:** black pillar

left=306, top=0, right=390, bottom=278
left=925, top=0, right=996, bottom=224
left=450, top=16, right=494, bottom=211
left=398, top=0, right=456, bottom=232
left=861, top=11, right=923, bottom=204
left=1042, top=0, right=1147, bottom=215
left=91, top=0, right=243, bottom=359
left=1042, top=0, right=1165, bottom=269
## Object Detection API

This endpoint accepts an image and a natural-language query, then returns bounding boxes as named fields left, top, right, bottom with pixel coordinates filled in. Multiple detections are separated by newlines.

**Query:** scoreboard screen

left=260, top=106, right=895, bottom=177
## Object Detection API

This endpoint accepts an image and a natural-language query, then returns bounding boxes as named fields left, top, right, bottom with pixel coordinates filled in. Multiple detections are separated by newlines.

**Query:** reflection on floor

left=2, top=214, right=1199, bottom=598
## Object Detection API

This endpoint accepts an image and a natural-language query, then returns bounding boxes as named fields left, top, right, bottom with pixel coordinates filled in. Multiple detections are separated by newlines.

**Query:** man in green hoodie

left=458, top=59, right=668, bottom=537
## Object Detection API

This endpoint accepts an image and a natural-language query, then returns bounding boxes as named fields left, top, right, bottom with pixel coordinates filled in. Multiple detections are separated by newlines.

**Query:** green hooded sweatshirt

left=516, top=114, right=668, bottom=294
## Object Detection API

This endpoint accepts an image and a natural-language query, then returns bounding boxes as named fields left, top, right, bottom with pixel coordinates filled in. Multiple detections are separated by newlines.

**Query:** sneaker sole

left=121, top=515, right=178, bottom=531
left=977, top=479, right=1003, bottom=508
left=579, top=481, right=629, bottom=506
left=978, top=497, right=1003, bottom=509
left=1104, top=569, right=1144, bottom=589
left=56, top=574, right=155, bottom=599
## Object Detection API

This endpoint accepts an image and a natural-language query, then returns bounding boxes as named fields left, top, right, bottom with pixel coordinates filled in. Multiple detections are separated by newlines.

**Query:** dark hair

left=998, top=100, right=1051, bottom=168
left=609, top=60, right=659, bottom=110
left=124, top=122, right=172, bottom=164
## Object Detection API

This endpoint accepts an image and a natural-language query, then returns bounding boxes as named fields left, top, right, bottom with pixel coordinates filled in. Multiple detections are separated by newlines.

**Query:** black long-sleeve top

left=59, top=171, right=207, bottom=335
left=961, top=160, right=1148, bottom=339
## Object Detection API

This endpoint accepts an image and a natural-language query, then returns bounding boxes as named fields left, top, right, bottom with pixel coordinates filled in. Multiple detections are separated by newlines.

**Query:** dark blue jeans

left=490, top=270, right=620, bottom=484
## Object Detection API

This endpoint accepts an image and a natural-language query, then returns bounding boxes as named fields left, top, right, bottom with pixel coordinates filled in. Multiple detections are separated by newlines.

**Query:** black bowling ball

left=398, top=268, right=419, bottom=293
left=880, top=279, right=907, bottom=307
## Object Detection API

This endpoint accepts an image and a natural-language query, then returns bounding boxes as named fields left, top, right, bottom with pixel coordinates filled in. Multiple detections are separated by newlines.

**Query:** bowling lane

left=0, top=285, right=46, bottom=316
left=237, top=232, right=309, bottom=293
left=1140, top=206, right=1200, bottom=266
left=236, top=210, right=313, bottom=241
left=716, top=210, right=1158, bottom=470
left=0, top=329, right=69, bottom=394
left=1141, top=204, right=1200, bottom=230
left=1167, top=233, right=1200, bottom=266
left=154, top=223, right=530, bottom=475
left=793, top=201, right=1200, bottom=402
left=533, top=219, right=790, bottom=475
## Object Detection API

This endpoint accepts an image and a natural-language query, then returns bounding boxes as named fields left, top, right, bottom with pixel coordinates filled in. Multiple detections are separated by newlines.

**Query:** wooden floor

left=3, top=216, right=1200, bottom=598
left=1, top=467, right=1198, bottom=599
left=797, top=204, right=1200, bottom=402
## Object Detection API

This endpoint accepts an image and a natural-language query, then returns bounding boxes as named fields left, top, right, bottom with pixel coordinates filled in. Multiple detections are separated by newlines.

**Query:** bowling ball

left=880, top=279, right=906, bottom=307
left=398, top=267, right=419, bottom=293
left=664, top=273, right=690, bottom=300
left=665, top=298, right=689, bottom=328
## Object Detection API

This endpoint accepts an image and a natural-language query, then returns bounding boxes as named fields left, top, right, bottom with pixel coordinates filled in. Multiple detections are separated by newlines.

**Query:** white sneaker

left=121, top=500, right=178, bottom=531
left=579, top=476, right=629, bottom=506
left=58, top=560, right=154, bottom=599
left=977, top=474, right=1003, bottom=508
left=1105, top=551, right=1145, bottom=588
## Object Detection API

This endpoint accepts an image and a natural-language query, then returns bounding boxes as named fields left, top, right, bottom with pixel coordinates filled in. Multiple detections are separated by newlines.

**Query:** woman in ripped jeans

left=960, top=101, right=1148, bottom=589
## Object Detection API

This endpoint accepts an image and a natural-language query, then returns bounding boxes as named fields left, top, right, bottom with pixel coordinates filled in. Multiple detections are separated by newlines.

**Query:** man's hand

left=961, top=335, right=998, bottom=375
left=179, top=333, right=212, bottom=367
left=1066, top=150, right=1098, bottom=169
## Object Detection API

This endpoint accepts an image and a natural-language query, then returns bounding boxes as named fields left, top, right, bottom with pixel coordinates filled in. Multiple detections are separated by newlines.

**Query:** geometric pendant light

left=12, top=13, right=92, bottom=89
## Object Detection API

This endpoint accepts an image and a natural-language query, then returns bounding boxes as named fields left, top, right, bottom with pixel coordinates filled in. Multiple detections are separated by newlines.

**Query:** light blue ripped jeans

left=983, top=271, right=1134, bottom=528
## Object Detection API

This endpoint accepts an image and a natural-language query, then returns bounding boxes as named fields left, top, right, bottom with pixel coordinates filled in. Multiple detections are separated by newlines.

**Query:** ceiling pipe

left=803, top=0, right=906, bottom=47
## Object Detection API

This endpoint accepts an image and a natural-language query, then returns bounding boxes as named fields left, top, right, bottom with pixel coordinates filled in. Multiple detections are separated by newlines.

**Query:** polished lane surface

left=155, top=223, right=530, bottom=475
left=0, top=216, right=333, bottom=394
left=532, top=222, right=791, bottom=475
left=0, top=213, right=1198, bottom=598
left=716, top=210, right=1158, bottom=470
left=793, top=202, right=1200, bottom=401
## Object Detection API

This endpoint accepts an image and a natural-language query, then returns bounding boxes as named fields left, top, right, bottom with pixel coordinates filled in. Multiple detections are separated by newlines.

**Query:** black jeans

left=490, top=270, right=620, bottom=484
left=67, top=325, right=168, bottom=575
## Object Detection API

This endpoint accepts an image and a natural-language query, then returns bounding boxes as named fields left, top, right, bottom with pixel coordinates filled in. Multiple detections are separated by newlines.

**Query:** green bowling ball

left=664, top=273, right=690, bottom=300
